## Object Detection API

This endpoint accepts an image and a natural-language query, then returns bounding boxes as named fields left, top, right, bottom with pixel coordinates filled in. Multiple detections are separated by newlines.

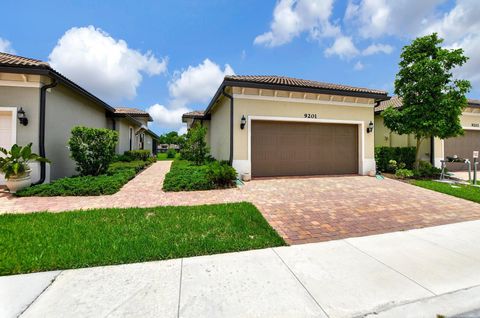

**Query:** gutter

left=33, top=79, right=57, bottom=185
left=222, top=86, right=234, bottom=165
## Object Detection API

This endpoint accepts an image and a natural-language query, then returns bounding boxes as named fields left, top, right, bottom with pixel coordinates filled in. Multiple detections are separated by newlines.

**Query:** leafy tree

left=69, top=126, right=118, bottom=176
left=180, top=124, right=209, bottom=165
left=159, top=131, right=180, bottom=144
left=382, top=33, right=471, bottom=167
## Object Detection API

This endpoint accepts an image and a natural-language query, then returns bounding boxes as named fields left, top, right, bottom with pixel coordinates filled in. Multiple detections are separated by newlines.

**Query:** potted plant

left=0, top=143, right=50, bottom=193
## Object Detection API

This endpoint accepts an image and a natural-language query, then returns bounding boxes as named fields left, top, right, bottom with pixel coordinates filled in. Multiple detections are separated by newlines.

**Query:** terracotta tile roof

left=114, top=107, right=153, bottom=121
left=0, top=52, right=50, bottom=67
left=114, top=107, right=149, bottom=116
left=182, top=110, right=205, bottom=118
left=375, top=96, right=480, bottom=113
left=225, top=75, right=388, bottom=96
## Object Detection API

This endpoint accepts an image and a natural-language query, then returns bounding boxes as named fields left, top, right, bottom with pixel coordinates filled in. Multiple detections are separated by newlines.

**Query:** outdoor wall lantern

left=17, top=107, right=28, bottom=126
left=240, top=115, right=246, bottom=130
left=366, top=121, right=374, bottom=133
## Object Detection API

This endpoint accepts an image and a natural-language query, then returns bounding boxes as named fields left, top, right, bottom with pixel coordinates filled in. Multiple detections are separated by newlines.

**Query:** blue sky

left=0, top=0, right=478, bottom=134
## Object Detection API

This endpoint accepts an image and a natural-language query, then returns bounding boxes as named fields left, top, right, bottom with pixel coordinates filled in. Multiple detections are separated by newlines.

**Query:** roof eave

left=204, top=79, right=389, bottom=115
left=0, top=65, right=116, bottom=113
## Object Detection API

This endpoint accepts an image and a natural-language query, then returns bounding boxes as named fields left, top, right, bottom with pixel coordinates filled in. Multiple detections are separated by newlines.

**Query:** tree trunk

left=415, top=137, right=423, bottom=169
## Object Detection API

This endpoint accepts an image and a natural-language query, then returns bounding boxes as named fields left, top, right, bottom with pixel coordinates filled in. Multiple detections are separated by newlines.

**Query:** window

left=139, top=133, right=145, bottom=150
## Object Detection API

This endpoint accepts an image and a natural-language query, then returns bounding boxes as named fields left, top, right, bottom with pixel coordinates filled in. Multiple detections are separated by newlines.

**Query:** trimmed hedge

left=124, top=150, right=151, bottom=161
left=375, top=146, right=416, bottom=172
left=108, top=160, right=148, bottom=174
left=16, top=169, right=136, bottom=197
left=163, top=160, right=236, bottom=192
left=17, top=160, right=154, bottom=197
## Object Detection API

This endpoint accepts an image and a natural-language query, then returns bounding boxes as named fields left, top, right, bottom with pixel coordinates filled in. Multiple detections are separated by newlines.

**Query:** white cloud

left=344, top=0, right=444, bottom=38
left=49, top=26, right=167, bottom=103
left=354, top=61, right=364, bottom=70
left=146, top=104, right=191, bottom=129
left=254, top=0, right=338, bottom=47
left=423, top=0, right=480, bottom=88
left=168, top=58, right=234, bottom=107
left=362, top=43, right=393, bottom=55
left=148, top=58, right=235, bottom=133
left=325, top=36, right=359, bottom=59
left=0, top=37, right=15, bottom=54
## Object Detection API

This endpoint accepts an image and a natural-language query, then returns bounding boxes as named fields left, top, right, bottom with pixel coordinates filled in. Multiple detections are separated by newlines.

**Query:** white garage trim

left=233, top=115, right=368, bottom=177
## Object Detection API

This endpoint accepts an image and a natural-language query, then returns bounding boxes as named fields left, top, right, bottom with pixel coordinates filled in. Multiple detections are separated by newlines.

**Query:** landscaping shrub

left=163, top=159, right=237, bottom=192
left=16, top=169, right=136, bottom=197
left=180, top=124, right=209, bottom=165
left=69, top=126, right=118, bottom=176
left=375, top=147, right=416, bottom=172
left=395, top=168, right=414, bottom=179
left=166, top=148, right=177, bottom=159
left=124, top=150, right=151, bottom=161
left=207, top=161, right=237, bottom=187
left=163, top=160, right=214, bottom=191
left=413, top=161, right=442, bottom=179
left=107, top=160, right=147, bottom=174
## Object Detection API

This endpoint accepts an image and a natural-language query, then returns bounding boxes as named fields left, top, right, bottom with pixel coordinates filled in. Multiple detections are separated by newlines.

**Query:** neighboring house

left=183, top=75, right=388, bottom=178
left=0, top=52, right=158, bottom=185
left=157, top=144, right=180, bottom=153
left=375, top=96, right=480, bottom=171
left=113, top=107, right=159, bottom=155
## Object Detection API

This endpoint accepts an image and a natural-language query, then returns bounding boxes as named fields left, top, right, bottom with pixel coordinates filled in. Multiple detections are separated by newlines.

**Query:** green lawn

left=0, top=202, right=285, bottom=275
left=156, top=152, right=179, bottom=160
left=413, top=179, right=480, bottom=204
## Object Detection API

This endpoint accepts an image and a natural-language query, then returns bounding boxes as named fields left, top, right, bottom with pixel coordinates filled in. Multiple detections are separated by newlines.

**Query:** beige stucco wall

left=0, top=85, right=50, bottom=184
left=234, top=98, right=375, bottom=160
left=374, top=110, right=480, bottom=167
left=45, top=84, right=110, bottom=180
left=0, top=86, right=40, bottom=153
left=116, top=118, right=133, bottom=154
left=209, top=97, right=230, bottom=161
left=374, top=115, right=431, bottom=162
left=205, top=91, right=376, bottom=176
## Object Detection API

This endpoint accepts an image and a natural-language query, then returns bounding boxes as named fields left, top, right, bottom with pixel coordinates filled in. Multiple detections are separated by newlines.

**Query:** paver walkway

left=2, top=161, right=480, bottom=244
left=3, top=220, right=480, bottom=318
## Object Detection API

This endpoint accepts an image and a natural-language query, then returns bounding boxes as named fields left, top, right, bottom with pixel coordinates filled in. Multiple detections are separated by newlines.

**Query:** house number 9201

left=304, top=113, right=317, bottom=119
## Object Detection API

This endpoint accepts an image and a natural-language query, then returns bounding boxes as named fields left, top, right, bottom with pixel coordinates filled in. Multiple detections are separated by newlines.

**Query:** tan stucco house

left=375, top=96, right=480, bottom=171
left=0, top=52, right=158, bottom=185
left=183, top=75, right=389, bottom=178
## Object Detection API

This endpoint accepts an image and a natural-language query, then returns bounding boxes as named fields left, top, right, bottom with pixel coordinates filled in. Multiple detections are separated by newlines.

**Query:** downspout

left=33, top=79, right=57, bottom=185
left=222, top=86, right=234, bottom=165
left=430, top=136, right=435, bottom=166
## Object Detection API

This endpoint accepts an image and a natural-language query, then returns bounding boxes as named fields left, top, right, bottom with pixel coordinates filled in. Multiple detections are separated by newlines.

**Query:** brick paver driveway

left=2, top=161, right=480, bottom=244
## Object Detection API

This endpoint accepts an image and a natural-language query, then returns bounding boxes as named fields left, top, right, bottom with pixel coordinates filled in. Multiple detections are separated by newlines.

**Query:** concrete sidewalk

left=3, top=220, right=480, bottom=318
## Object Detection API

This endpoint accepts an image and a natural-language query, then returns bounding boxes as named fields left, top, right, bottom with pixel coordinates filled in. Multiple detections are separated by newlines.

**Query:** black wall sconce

left=17, top=107, right=28, bottom=126
left=240, top=115, right=246, bottom=130
left=366, top=121, right=374, bottom=133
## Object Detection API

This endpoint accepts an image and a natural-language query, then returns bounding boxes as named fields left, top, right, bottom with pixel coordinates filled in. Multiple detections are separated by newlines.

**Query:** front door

left=0, top=110, right=15, bottom=185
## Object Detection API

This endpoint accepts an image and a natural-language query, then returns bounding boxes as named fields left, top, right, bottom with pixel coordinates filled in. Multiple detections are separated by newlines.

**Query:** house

left=182, top=75, right=389, bottom=177
left=375, top=96, right=480, bottom=171
left=112, top=107, right=159, bottom=154
left=157, top=144, right=180, bottom=153
left=0, top=52, right=158, bottom=185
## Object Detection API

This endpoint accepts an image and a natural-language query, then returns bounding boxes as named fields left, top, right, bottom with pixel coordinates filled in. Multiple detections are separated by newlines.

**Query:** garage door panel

left=445, top=130, right=480, bottom=171
left=251, top=121, right=358, bottom=177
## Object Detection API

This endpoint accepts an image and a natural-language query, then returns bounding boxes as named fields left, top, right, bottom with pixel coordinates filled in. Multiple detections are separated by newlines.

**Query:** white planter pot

left=6, top=175, right=32, bottom=194
left=241, top=173, right=251, bottom=182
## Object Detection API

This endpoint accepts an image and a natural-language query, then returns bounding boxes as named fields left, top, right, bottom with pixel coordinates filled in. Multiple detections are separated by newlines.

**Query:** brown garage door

left=444, top=130, right=480, bottom=171
left=251, top=121, right=358, bottom=177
